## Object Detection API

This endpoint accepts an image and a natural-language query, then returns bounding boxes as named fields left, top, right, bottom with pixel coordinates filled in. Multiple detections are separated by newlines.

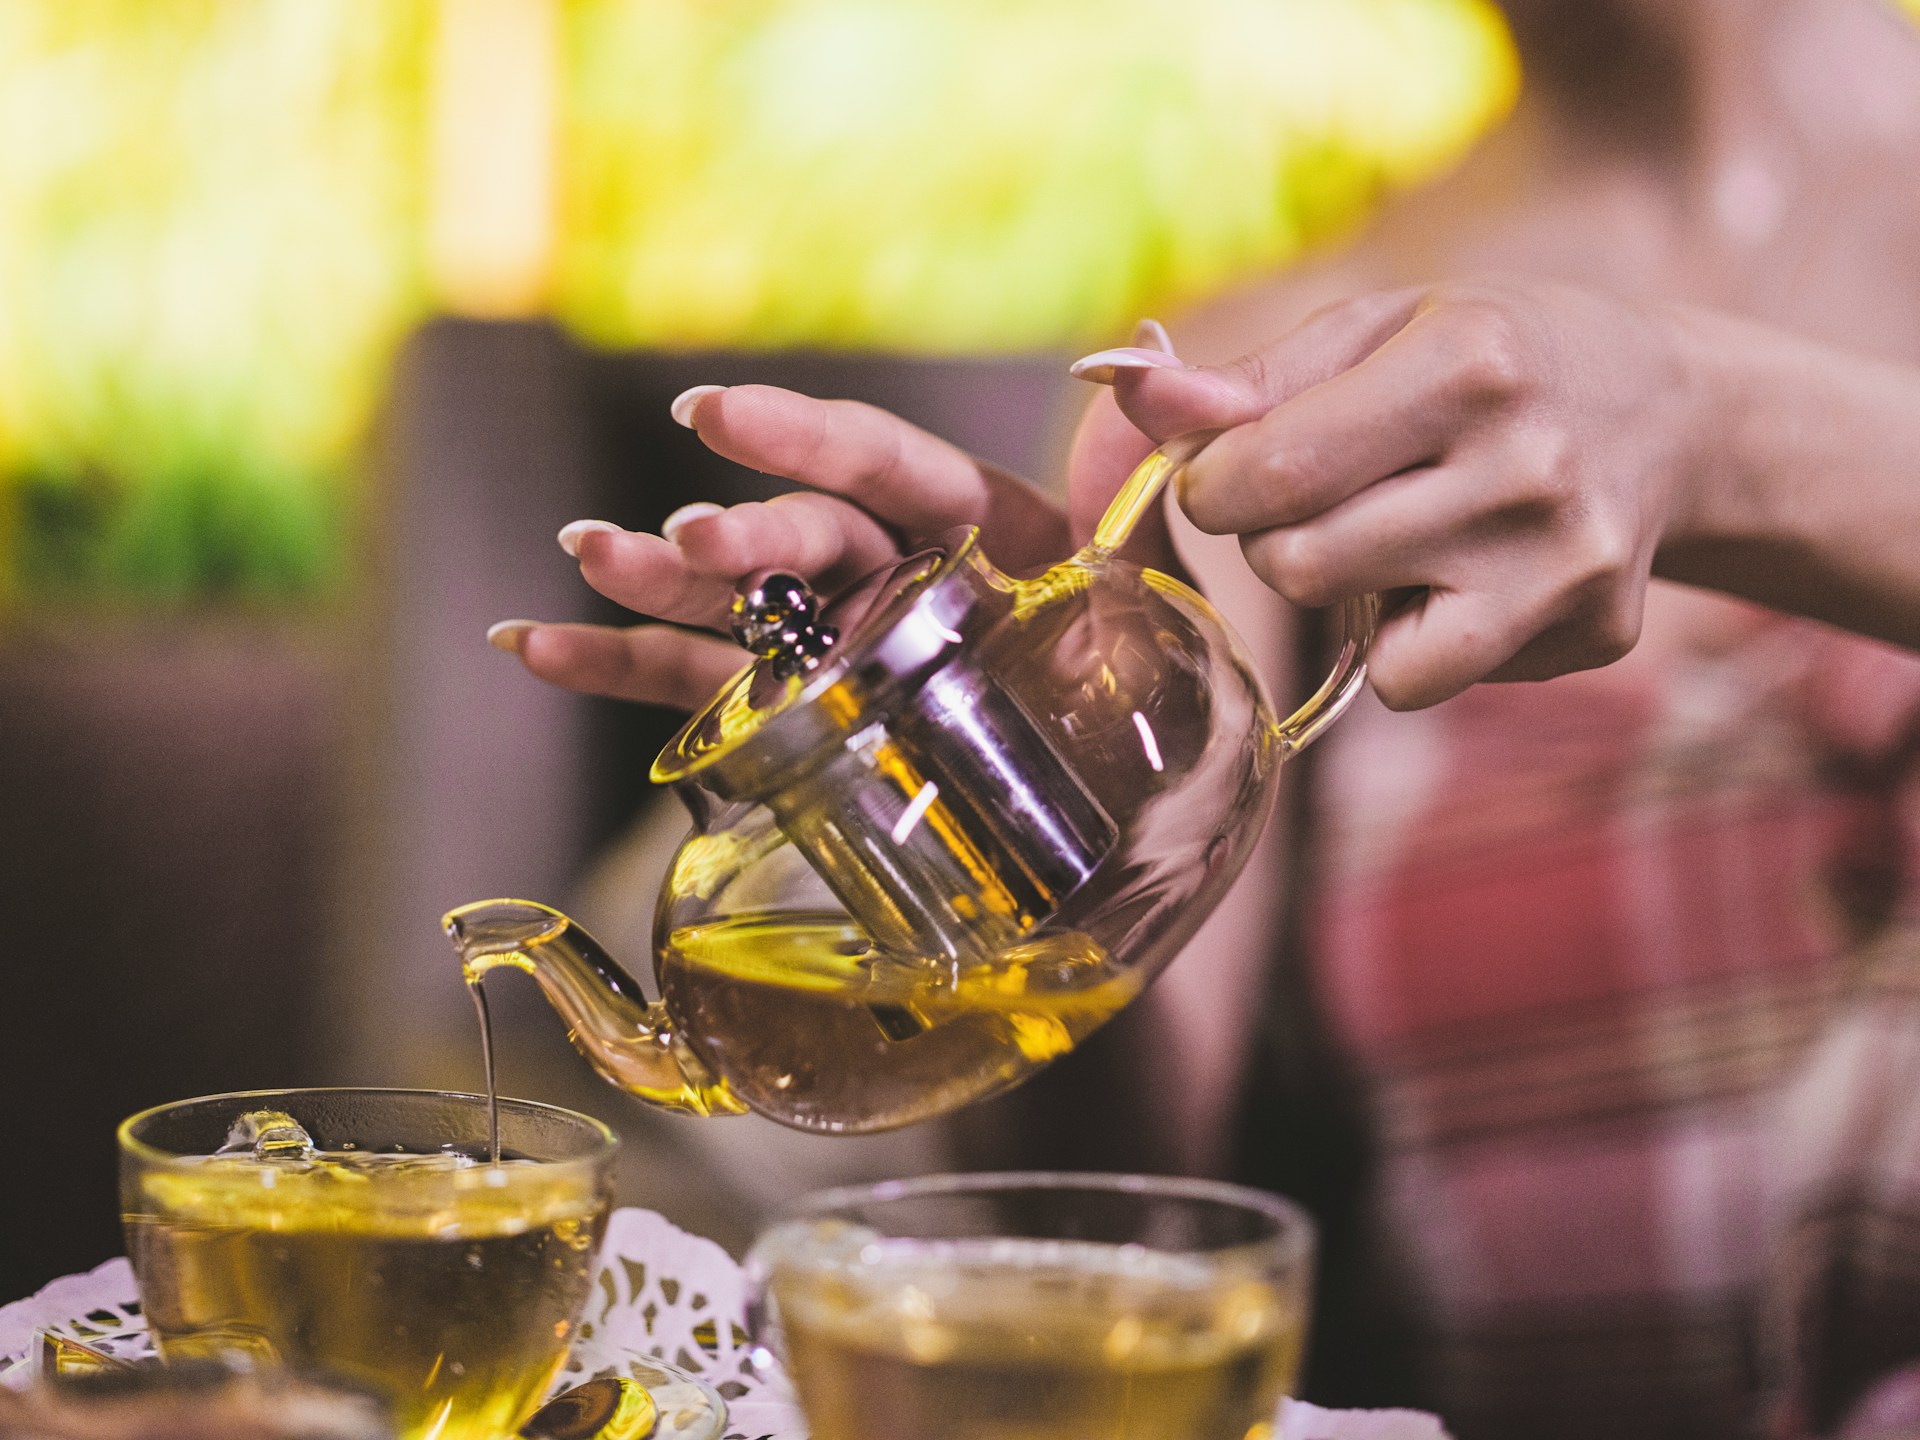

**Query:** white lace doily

left=0, top=1212, right=1454, bottom=1440
left=0, top=1207, right=807, bottom=1440
left=561, top=1207, right=802, bottom=1440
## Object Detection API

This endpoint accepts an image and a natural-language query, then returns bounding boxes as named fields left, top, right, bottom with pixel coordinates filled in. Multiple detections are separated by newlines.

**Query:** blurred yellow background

left=0, top=0, right=1515, bottom=601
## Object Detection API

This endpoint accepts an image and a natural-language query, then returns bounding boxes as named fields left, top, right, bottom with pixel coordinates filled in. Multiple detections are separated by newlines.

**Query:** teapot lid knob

left=730, top=571, right=840, bottom=681
left=652, top=529, right=981, bottom=791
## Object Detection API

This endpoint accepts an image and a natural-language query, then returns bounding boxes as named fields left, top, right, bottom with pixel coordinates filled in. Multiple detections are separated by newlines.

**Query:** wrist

left=1649, top=303, right=1768, bottom=555
left=1647, top=311, right=1920, bottom=645
left=1648, top=304, right=1819, bottom=589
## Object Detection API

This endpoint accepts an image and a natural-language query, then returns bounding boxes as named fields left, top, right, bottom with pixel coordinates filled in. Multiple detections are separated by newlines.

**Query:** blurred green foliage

left=0, top=1, right=427, bottom=604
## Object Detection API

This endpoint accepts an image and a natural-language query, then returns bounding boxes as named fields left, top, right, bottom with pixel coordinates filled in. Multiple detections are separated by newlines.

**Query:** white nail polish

left=670, top=385, right=727, bottom=428
left=557, top=519, right=621, bottom=557
left=486, top=619, right=537, bottom=654
left=1067, top=347, right=1188, bottom=384
left=1132, top=318, right=1175, bottom=355
left=661, top=502, right=726, bottom=543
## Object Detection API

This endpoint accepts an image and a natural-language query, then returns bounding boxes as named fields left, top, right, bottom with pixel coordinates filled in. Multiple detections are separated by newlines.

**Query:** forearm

left=1657, top=310, right=1920, bottom=647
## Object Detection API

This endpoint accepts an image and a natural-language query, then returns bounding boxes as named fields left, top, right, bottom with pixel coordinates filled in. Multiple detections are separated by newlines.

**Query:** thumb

left=1073, top=289, right=1426, bottom=445
left=1065, top=386, right=1166, bottom=556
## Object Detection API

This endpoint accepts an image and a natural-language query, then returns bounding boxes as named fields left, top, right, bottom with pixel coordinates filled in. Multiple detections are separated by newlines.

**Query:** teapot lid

left=651, top=526, right=1003, bottom=799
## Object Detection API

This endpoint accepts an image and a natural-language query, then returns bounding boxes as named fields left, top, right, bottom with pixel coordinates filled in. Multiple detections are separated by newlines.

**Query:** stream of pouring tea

left=469, top=978, right=502, bottom=1164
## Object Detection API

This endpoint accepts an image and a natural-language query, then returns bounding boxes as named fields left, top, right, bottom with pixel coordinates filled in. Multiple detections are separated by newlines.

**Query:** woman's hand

left=1076, top=278, right=1713, bottom=709
left=486, top=338, right=1177, bottom=708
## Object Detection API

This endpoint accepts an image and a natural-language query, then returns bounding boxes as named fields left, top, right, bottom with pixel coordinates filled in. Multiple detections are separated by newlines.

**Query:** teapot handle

left=1273, top=590, right=1379, bottom=756
left=1143, top=432, right=1380, bottom=758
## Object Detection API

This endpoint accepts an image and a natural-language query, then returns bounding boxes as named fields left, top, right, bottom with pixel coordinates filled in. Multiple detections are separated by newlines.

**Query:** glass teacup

left=744, top=1171, right=1314, bottom=1440
left=119, top=1088, right=617, bottom=1440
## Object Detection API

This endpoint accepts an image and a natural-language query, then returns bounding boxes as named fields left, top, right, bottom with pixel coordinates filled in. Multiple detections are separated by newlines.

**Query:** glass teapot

left=446, top=436, right=1376, bottom=1134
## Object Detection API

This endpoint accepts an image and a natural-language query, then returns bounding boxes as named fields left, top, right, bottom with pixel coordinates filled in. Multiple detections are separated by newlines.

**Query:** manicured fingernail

left=1132, top=318, right=1175, bottom=354
left=1067, top=347, right=1187, bottom=384
left=670, top=385, right=727, bottom=428
left=557, top=519, right=621, bottom=557
left=486, top=619, right=537, bottom=654
left=661, top=502, right=725, bottom=543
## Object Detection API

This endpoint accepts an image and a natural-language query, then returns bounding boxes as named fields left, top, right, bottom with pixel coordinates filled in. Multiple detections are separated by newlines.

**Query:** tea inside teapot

left=448, top=438, right=1374, bottom=1134
left=448, top=898, right=1140, bottom=1133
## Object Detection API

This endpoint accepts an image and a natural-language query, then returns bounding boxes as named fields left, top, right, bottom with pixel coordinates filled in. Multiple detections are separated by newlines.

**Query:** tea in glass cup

left=745, top=1172, right=1313, bottom=1440
left=119, top=1088, right=616, bottom=1440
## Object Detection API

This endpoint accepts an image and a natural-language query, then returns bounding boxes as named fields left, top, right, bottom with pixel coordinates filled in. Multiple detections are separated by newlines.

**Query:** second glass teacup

left=745, top=1171, right=1314, bottom=1440
left=119, top=1088, right=617, bottom=1440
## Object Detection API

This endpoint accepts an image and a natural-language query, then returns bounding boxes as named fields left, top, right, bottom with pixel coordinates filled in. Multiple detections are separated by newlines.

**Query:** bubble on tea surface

left=216, top=1109, right=317, bottom=1161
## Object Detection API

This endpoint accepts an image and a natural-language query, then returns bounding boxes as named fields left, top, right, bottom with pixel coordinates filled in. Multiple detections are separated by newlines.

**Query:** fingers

left=509, top=488, right=904, bottom=710
left=565, top=527, right=743, bottom=629
left=1068, top=293, right=1433, bottom=575
left=1360, top=590, right=1523, bottom=710
left=505, top=621, right=748, bottom=710
left=1062, top=319, right=1204, bottom=571
left=1234, top=456, right=1647, bottom=708
left=678, top=384, right=1069, bottom=569
left=517, top=382, right=1076, bottom=713
left=565, top=492, right=903, bottom=630
left=665, top=492, right=903, bottom=598
left=1084, top=289, right=1426, bottom=441
left=1068, top=285, right=1672, bottom=707
left=684, top=385, right=980, bottom=534
left=1234, top=464, right=1498, bottom=608
left=1064, top=387, right=1178, bottom=570
left=1178, top=303, right=1514, bottom=536
left=1344, top=565, right=1644, bottom=712
left=1229, top=467, right=1540, bottom=709
left=1232, top=442, right=1618, bottom=610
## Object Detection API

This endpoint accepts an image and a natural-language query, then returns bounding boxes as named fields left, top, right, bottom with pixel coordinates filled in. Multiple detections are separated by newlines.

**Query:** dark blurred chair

left=0, top=620, right=341, bottom=1297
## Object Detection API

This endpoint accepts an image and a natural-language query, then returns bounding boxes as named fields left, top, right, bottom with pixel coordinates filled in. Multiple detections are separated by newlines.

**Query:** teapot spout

left=441, top=899, right=747, bottom=1118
